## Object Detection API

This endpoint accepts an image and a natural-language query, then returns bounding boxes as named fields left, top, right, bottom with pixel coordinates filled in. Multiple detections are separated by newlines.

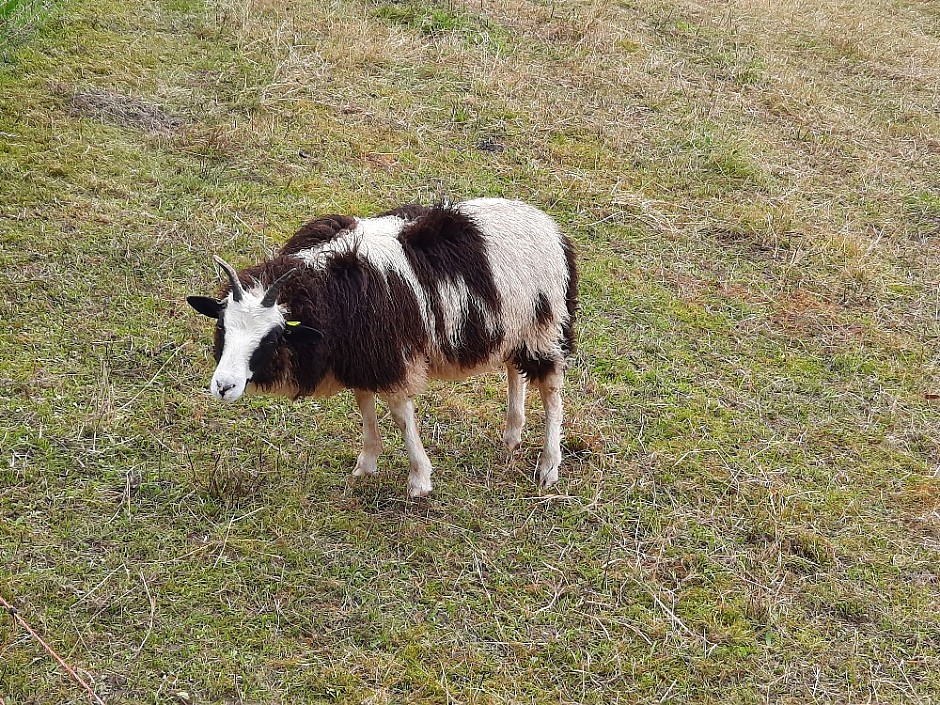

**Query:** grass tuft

left=0, top=0, right=56, bottom=56
left=371, top=1, right=510, bottom=49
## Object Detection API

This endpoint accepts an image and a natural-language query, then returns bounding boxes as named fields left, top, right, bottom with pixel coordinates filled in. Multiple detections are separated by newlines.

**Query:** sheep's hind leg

left=503, top=363, right=526, bottom=451
left=385, top=394, right=433, bottom=498
left=534, top=364, right=564, bottom=487
left=352, top=390, right=383, bottom=478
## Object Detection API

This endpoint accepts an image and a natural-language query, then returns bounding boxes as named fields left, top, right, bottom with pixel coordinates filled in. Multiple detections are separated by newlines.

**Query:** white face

left=211, top=290, right=286, bottom=402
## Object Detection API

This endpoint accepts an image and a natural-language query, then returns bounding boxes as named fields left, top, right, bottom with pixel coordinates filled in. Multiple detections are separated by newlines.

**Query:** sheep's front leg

left=352, top=390, right=383, bottom=478
left=503, top=363, right=527, bottom=451
left=534, top=365, right=564, bottom=487
left=384, top=394, right=433, bottom=498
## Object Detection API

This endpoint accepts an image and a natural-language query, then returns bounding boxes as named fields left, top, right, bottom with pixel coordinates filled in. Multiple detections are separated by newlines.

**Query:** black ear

left=187, top=296, right=223, bottom=319
left=284, top=320, right=322, bottom=340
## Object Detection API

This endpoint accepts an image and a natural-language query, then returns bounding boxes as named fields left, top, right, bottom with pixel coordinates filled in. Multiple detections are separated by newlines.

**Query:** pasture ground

left=2, top=0, right=940, bottom=702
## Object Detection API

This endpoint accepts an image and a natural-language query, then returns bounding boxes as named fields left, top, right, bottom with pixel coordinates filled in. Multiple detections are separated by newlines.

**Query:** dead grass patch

left=52, top=82, right=183, bottom=133
left=768, top=289, right=867, bottom=345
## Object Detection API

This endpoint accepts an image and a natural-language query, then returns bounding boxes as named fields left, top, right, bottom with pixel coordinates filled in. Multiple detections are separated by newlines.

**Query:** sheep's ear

left=284, top=320, right=321, bottom=339
left=187, top=296, right=223, bottom=319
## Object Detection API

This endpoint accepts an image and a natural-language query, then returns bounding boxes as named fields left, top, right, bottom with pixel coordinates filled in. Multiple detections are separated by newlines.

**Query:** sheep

left=187, top=198, right=578, bottom=497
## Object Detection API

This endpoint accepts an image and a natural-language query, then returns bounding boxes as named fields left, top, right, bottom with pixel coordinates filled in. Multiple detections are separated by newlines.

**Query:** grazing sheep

left=187, top=198, right=578, bottom=497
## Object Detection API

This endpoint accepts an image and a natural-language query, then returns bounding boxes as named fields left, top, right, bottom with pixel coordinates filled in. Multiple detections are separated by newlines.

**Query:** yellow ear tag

left=286, top=321, right=301, bottom=327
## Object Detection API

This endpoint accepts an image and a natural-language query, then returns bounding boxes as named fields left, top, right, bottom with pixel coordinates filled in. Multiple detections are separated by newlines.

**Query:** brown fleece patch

left=281, top=214, right=357, bottom=255
left=226, top=251, right=429, bottom=395
left=561, top=235, right=578, bottom=356
left=377, top=204, right=433, bottom=222
left=510, top=347, right=562, bottom=382
left=399, top=205, right=504, bottom=368
left=534, top=291, right=553, bottom=325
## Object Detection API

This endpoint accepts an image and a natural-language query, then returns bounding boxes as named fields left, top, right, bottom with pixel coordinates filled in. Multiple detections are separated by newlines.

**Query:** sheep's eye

left=260, top=329, right=281, bottom=347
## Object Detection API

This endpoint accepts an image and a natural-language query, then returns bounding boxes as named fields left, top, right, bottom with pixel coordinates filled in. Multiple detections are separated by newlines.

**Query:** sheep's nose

left=215, top=380, right=235, bottom=398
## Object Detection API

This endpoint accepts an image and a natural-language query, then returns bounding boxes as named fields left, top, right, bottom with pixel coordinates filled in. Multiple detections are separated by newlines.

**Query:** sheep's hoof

left=502, top=430, right=522, bottom=452
left=407, top=474, right=433, bottom=499
left=352, top=454, right=378, bottom=478
left=537, top=463, right=560, bottom=488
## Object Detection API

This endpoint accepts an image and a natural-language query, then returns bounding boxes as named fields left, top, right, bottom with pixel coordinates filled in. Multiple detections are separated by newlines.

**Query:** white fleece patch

left=436, top=277, right=470, bottom=348
left=456, top=198, right=570, bottom=357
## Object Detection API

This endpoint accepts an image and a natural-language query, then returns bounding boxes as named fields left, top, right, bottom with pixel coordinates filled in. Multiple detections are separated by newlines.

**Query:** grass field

left=2, top=0, right=940, bottom=702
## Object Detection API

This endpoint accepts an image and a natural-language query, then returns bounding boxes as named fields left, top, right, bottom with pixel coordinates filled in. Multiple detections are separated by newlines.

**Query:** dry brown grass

left=53, top=82, right=185, bottom=132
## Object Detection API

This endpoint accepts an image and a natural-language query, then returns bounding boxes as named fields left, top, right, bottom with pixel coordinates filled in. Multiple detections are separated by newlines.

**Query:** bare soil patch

left=53, top=82, right=183, bottom=133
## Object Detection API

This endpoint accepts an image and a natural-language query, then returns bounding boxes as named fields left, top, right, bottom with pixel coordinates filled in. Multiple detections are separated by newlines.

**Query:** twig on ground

left=132, top=570, right=156, bottom=660
left=0, top=593, right=106, bottom=705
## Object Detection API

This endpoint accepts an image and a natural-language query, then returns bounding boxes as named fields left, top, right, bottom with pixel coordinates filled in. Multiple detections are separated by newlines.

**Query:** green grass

left=372, top=1, right=509, bottom=49
left=0, top=0, right=56, bottom=55
left=1, top=0, right=940, bottom=702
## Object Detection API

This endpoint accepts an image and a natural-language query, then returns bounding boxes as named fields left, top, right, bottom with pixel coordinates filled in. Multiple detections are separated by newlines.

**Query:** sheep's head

left=187, top=256, right=313, bottom=402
